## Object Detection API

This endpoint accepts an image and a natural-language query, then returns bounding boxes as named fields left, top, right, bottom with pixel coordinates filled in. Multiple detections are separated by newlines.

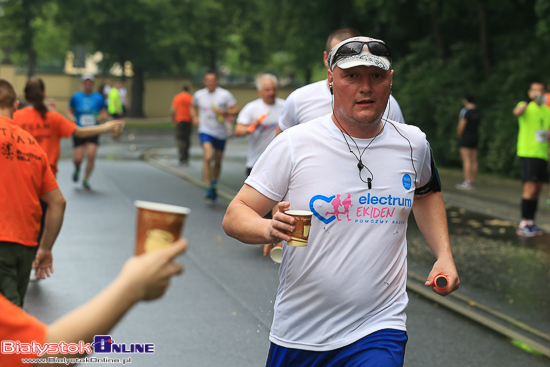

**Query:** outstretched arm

left=36, top=240, right=187, bottom=366
left=412, top=191, right=459, bottom=296
left=73, top=120, right=124, bottom=138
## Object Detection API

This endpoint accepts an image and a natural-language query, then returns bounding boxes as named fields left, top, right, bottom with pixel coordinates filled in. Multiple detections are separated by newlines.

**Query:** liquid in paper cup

left=285, top=210, right=313, bottom=247
left=270, top=246, right=283, bottom=263
left=135, top=200, right=190, bottom=255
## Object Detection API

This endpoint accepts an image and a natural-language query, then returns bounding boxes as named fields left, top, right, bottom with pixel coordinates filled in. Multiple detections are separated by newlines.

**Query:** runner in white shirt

left=223, top=36, right=459, bottom=367
left=190, top=70, right=238, bottom=201
left=234, top=74, right=285, bottom=258
left=235, top=74, right=285, bottom=174
left=276, top=28, right=405, bottom=135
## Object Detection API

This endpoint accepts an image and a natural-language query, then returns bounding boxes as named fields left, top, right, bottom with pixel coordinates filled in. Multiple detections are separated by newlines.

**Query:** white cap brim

left=335, top=53, right=391, bottom=71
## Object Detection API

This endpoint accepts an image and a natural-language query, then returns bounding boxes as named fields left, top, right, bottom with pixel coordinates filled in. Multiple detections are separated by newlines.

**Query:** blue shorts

left=199, top=133, right=226, bottom=151
left=266, top=329, right=407, bottom=367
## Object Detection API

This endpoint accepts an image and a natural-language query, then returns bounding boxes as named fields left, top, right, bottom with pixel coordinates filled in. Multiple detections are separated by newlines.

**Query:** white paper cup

left=270, top=246, right=283, bottom=263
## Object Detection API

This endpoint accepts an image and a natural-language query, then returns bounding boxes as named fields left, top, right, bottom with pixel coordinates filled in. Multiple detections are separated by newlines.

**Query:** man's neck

left=331, top=114, right=384, bottom=139
left=207, top=87, right=217, bottom=93
left=0, top=109, right=13, bottom=120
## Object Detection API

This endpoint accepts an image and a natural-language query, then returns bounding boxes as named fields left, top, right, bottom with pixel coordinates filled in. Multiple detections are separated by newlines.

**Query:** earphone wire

left=330, top=93, right=387, bottom=187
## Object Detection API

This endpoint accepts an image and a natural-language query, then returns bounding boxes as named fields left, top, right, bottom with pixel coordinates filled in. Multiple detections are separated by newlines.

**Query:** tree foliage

left=1, top=0, right=549, bottom=175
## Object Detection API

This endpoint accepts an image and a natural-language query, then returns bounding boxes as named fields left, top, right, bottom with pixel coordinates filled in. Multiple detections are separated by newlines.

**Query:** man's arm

left=513, top=101, right=528, bottom=117
left=223, top=184, right=294, bottom=244
left=65, top=107, right=77, bottom=123
left=33, top=188, right=66, bottom=279
left=227, top=104, right=239, bottom=115
left=73, top=120, right=124, bottom=138
left=35, top=240, right=187, bottom=366
left=412, top=191, right=459, bottom=296
left=456, top=117, right=466, bottom=139
left=190, top=105, right=199, bottom=127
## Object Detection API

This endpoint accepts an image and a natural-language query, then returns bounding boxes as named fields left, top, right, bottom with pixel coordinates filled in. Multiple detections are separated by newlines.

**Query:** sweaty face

left=258, top=79, right=277, bottom=105
left=82, top=80, right=94, bottom=94
left=204, top=74, right=218, bottom=92
left=329, top=65, right=392, bottom=130
left=528, top=83, right=545, bottom=100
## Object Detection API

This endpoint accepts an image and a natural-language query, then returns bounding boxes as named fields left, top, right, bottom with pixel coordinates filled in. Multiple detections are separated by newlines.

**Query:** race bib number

left=535, top=130, right=548, bottom=143
left=80, top=114, right=96, bottom=126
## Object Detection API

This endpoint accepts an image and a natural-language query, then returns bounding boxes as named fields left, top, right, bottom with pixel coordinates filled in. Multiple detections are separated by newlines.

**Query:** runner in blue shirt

left=66, top=74, right=108, bottom=190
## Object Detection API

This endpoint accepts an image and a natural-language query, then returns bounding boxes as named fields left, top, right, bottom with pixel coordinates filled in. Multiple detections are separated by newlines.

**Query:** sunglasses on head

left=333, top=41, right=392, bottom=66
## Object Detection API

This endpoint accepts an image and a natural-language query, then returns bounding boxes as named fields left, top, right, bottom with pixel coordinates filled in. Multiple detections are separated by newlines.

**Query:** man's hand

left=424, top=257, right=460, bottom=296
left=33, top=248, right=53, bottom=279
left=116, top=239, right=187, bottom=301
left=105, top=120, right=125, bottom=134
left=266, top=202, right=295, bottom=244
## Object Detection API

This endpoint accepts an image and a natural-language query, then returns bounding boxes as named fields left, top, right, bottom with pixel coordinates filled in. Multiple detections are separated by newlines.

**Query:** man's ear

left=323, top=51, right=329, bottom=68
left=13, top=100, right=19, bottom=111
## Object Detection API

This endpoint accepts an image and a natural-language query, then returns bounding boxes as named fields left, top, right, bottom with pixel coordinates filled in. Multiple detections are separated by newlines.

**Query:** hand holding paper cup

left=135, top=201, right=191, bottom=255
left=283, top=210, right=313, bottom=247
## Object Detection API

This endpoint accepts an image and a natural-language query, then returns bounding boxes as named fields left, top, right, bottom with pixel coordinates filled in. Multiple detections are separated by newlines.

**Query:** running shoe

left=83, top=179, right=91, bottom=191
left=530, top=225, right=545, bottom=236
left=211, top=181, right=218, bottom=201
left=516, top=225, right=539, bottom=237
left=455, top=181, right=474, bottom=190
left=204, top=186, right=213, bottom=200
left=72, top=168, right=80, bottom=182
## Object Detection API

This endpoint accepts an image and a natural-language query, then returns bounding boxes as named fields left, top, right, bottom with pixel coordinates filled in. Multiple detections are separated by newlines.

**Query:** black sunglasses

left=333, top=41, right=392, bottom=66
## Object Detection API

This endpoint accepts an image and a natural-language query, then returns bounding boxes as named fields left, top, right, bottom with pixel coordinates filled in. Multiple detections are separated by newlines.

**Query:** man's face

left=82, top=79, right=94, bottom=94
left=204, top=73, right=218, bottom=92
left=328, top=65, right=393, bottom=127
left=528, top=83, right=545, bottom=100
left=258, top=79, right=277, bottom=105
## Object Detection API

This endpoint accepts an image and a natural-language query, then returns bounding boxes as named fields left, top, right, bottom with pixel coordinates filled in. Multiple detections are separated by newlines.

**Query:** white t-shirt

left=237, top=97, right=285, bottom=168
left=278, top=79, right=405, bottom=131
left=245, top=114, right=433, bottom=351
left=193, top=87, right=237, bottom=140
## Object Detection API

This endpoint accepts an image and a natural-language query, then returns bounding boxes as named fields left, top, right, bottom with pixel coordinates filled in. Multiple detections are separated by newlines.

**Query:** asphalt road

left=21, top=154, right=548, bottom=367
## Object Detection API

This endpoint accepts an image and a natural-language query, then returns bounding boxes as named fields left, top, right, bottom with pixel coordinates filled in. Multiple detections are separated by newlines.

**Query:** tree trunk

left=22, top=0, right=36, bottom=77
left=129, top=65, right=145, bottom=117
left=430, top=3, right=445, bottom=60
left=478, top=4, right=492, bottom=75
left=304, top=67, right=312, bottom=85
left=209, top=48, right=217, bottom=71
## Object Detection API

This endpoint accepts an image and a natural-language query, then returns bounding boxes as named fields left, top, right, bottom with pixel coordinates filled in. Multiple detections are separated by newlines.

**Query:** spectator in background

left=171, top=85, right=194, bottom=165
left=512, top=81, right=550, bottom=237
left=456, top=93, right=481, bottom=190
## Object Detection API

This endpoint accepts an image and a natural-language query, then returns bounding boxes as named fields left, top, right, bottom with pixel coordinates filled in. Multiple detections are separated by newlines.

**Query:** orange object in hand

left=247, top=113, right=268, bottom=133
left=434, top=274, right=449, bottom=290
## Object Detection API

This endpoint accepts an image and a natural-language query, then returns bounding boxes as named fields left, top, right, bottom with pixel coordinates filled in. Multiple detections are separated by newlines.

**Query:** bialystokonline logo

left=1, top=335, right=154, bottom=357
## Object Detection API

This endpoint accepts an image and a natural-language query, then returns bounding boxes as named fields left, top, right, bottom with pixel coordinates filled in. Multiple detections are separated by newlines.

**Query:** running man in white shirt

left=223, top=36, right=459, bottom=367
left=190, top=70, right=238, bottom=201
left=234, top=74, right=285, bottom=257
left=276, top=28, right=405, bottom=136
